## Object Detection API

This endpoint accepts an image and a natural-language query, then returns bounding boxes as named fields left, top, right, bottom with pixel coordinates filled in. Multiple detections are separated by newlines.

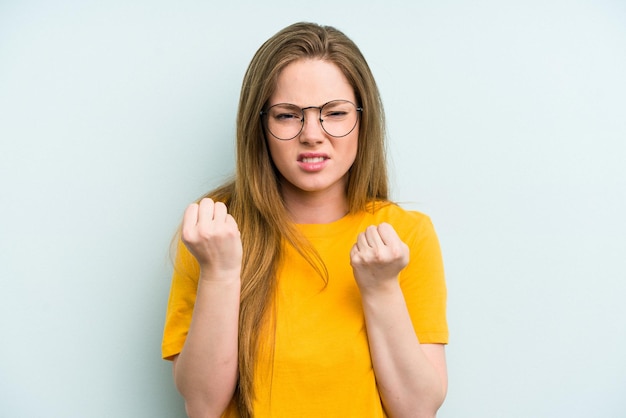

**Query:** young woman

left=162, top=22, right=448, bottom=418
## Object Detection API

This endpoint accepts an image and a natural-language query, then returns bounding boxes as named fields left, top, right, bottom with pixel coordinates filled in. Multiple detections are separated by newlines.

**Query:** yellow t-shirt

left=162, top=202, right=448, bottom=417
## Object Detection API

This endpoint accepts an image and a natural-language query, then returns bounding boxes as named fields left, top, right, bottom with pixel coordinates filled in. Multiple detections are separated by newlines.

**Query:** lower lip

left=298, top=159, right=328, bottom=172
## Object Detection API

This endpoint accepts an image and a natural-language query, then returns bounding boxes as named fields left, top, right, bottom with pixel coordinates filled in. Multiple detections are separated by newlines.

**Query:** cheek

left=347, top=131, right=359, bottom=165
left=266, top=140, right=290, bottom=170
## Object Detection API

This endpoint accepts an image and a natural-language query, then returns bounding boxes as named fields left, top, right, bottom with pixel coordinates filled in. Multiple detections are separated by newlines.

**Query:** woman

left=162, top=22, right=448, bottom=418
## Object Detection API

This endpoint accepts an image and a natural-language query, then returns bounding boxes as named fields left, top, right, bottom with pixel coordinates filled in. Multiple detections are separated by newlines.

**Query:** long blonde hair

left=197, top=22, right=388, bottom=416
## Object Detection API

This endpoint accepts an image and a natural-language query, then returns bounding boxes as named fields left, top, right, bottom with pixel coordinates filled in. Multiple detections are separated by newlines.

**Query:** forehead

left=270, top=59, right=355, bottom=106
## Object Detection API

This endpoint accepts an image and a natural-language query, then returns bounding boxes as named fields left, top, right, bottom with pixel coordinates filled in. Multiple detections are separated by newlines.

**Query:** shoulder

left=198, top=180, right=236, bottom=205
left=368, top=201, right=434, bottom=229
left=365, top=201, right=439, bottom=250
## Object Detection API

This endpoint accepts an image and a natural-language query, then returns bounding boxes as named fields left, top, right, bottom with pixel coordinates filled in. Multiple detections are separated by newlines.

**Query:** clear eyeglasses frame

left=260, top=99, right=363, bottom=141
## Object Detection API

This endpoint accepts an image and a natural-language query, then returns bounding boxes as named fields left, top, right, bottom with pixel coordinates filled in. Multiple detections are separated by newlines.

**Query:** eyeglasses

left=260, top=100, right=363, bottom=141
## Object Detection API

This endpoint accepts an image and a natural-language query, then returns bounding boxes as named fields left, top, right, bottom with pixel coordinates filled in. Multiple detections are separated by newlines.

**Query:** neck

left=281, top=185, right=349, bottom=224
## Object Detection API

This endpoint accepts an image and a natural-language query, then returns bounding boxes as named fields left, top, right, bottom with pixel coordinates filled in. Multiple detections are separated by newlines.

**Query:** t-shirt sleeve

left=398, top=212, right=448, bottom=344
left=161, top=239, right=200, bottom=360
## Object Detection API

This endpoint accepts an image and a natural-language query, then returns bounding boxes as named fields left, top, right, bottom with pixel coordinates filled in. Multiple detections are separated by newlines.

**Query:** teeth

left=302, top=157, right=325, bottom=163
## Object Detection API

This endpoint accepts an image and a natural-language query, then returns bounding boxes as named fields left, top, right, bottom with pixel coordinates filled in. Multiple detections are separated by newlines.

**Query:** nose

left=298, top=108, right=325, bottom=144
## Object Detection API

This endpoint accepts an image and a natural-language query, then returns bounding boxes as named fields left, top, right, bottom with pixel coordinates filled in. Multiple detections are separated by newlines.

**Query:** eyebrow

left=266, top=99, right=356, bottom=108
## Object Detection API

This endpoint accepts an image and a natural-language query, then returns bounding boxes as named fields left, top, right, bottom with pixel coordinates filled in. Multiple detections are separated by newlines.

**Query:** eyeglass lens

left=264, top=100, right=360, bottom=140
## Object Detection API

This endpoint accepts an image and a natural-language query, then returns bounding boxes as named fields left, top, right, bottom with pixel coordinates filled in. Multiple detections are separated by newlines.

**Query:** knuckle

left=181, top=228, right=195, bottom=243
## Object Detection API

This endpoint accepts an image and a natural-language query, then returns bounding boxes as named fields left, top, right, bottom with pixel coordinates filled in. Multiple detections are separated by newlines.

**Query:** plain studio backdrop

left=1, top=1, right=625, bottom=416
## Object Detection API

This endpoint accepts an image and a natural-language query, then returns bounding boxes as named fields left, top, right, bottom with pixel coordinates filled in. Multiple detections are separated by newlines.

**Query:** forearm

left=361, top=282, right=446, bottom=418
left=174, top=273, right=240, bottom=417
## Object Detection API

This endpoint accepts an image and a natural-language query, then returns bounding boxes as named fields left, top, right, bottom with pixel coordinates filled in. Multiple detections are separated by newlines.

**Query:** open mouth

left=299, top=156, right=327, bottom=163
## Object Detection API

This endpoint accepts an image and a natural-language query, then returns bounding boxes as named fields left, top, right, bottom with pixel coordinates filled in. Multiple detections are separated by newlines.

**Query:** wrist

left=358, top=278, right=401, bottom=300
left=198, top=267, right=241, bottom=284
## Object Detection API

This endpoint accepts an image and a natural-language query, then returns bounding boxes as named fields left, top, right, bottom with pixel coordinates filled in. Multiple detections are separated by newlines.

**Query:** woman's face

left=265, top=59, right=359, bottom=202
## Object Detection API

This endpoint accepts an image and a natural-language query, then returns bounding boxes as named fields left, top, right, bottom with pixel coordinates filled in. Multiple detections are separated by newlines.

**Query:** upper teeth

left=302, top=157, right=325, bottom=163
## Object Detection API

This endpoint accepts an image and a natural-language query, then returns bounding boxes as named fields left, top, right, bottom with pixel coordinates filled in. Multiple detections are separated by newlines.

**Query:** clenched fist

left=181, top=198, right=243, bottom=280
left=350, top=223, right=409, bottom=293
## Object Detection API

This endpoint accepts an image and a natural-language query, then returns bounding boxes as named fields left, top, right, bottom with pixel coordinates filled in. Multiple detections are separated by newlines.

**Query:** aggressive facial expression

left=265, top=59, right=359, bottom=202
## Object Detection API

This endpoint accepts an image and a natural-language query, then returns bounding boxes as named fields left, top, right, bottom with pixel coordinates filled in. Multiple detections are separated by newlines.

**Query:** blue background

left=1, top=1, right=625, bottom=416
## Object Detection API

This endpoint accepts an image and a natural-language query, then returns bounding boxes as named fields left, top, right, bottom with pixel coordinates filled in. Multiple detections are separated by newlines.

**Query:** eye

left=323, top=107, right=351, bottom=120
left=322, top=101, right=354, bottom=120
left=324, top=110, right=348, bottom=119
left=269, top=104, right=302, bottom=122
left=274, top=112, right=300, bottom=121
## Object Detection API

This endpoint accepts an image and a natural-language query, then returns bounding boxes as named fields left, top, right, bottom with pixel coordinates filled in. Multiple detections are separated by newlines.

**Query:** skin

left=351, top=223, right=448, bottom=417
left=173, top=58, right=448, bottom=418
left=173, top=199, right=242, bottom=417
left=265, top=59, right=359, bottom=224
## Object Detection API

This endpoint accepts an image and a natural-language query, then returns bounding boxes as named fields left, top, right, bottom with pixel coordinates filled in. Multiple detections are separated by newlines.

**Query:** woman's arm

left=351, top=223, right=447, bottom=418
left=172, top=198, right=242, bottom=418
left=360, top=285, right=447, bottom=417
